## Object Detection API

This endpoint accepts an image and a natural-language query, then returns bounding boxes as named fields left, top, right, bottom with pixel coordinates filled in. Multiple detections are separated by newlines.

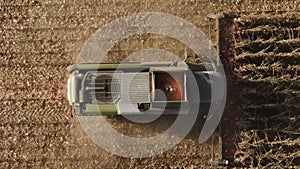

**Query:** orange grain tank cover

left=155, top=73, right=182, bottom=101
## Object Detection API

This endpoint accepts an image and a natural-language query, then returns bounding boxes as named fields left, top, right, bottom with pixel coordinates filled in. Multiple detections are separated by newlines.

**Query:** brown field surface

left=1, top=0, right=299, bottom=168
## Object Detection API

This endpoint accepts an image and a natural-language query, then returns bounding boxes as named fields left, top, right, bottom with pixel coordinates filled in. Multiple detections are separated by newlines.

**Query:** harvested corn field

left=1, top=0, right=300, bottom=168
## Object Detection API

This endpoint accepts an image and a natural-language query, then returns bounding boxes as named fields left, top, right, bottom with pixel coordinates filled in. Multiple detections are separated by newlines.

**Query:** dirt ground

left=1, top=0, right=299, bottom=168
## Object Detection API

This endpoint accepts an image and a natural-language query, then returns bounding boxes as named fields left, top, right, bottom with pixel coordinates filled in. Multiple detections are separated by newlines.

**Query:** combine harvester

left=67, top=11, right=299, bottom=167
left=65, top=13, right=228, bottom=166
left=67, top=60, right=224, bottom=116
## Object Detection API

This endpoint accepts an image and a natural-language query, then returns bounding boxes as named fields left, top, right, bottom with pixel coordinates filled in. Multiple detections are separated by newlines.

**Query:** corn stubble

left=232, top=12, right=300, bottom=168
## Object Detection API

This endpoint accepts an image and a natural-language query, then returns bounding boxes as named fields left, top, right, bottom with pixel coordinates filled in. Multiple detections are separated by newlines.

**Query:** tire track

left=0, top=52, right=74, bottom=66
left=1, top=27, right=96, bottom=42
left=2, top=42, right=66, bottom=55
left=0, top=66, right=67, bottom=101
left=0, top=106, right=71, bottom=124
